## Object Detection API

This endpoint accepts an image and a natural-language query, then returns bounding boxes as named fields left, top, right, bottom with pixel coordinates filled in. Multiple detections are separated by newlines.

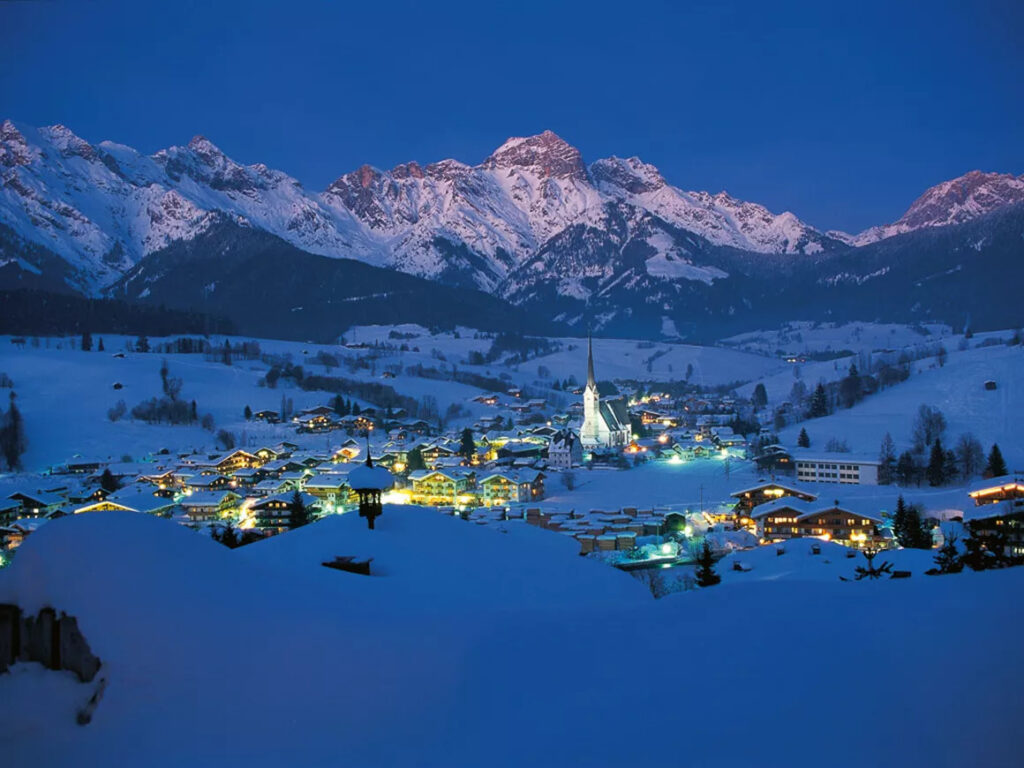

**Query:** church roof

left=599, top=397, right=629, bottom=432
left=587, top=335, right=596, bottom=389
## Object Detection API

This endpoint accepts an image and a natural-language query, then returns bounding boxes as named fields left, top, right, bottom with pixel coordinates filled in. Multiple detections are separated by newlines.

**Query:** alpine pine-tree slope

left=2, top=119, right=1022, bottom=339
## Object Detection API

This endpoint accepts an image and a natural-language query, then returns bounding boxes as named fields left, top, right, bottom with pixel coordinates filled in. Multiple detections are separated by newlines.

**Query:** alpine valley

left=2, top=120, right=1023, bottom=341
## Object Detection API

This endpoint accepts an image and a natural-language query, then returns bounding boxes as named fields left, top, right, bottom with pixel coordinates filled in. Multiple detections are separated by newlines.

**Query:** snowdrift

left=1, top=509, right=1022, bottom=767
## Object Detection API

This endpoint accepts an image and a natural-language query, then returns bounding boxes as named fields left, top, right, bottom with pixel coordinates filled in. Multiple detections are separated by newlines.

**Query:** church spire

left=586, top=334, right=596, bottom=389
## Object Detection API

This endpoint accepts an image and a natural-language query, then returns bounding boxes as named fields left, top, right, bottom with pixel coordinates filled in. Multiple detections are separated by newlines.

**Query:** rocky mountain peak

left=484, top=130, right=588, bottom=181
left=590, top=156, right=666, bottom=195
left=186, top=135, right=228, bottom=163
left=898, top=170, right=1024, bottom=230
left=392, top=161, right=425, bottom=180
left=0, top=120, right=33, bottom=167
left=353, top=164, right=382, bottom=189
left=323, top=165, right=392, bottom=229
left=424, top=158, right=469, bottom=181
left=839, top=169, right=1024, bottom=246
left=40, top=124, right=96, bottom=160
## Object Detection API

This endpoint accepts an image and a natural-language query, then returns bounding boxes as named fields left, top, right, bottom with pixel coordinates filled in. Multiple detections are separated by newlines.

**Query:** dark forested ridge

left=110, top=222, right=563, bottom=342
left=2, top=204, right=1022, bottom=342
left=0, top=290, right=233, bottom=337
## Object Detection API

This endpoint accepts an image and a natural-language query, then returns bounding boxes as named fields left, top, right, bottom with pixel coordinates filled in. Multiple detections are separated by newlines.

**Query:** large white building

left=793, top=451, right=881, bottom=485
left=580, top=337, right=630, bottom=450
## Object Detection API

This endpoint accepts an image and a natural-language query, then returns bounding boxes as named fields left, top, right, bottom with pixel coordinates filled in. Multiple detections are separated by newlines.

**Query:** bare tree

left=911, top=404, right=947, bottom=452
left=561, top=470, right=576, bottom=490
left=954, top=432, right=985, bottom=478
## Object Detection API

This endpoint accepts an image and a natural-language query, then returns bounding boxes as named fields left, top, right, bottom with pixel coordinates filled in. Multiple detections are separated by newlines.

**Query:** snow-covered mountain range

left=829, top=170, right=1024, bottom=246
left=0, top=122, right=864, bottom=290
left=3, top=119, right=1023, bottom=338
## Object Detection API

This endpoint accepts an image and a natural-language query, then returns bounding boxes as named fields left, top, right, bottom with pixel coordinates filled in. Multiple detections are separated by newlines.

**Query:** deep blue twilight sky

left=2, top=0, right=1022, bottom=232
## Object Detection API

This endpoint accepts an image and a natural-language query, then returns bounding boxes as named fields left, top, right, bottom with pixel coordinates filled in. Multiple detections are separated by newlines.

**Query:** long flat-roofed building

left=793, top=450, right=881, bottom=485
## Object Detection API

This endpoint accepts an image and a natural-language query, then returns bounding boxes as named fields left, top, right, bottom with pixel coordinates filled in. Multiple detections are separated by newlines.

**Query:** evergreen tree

left=929, top=535, right=963, bottom=575
left=243, top=405, right=252, bottom=420
left=222, top=341, right=232, bottom=365
left=892, top=495, right=911, bottom=546
left=751, top=383, right=768, bottom=410
left=213, top=521, right=240, bottom=549
left=99, top=468, right=121, bottom=493
left=839, top=364, right=861, bottom=408
left=808, top=383, right=829, bottom=418
left=81, top=331, right=93, bottom=351
left=797, top=428, right=810, bottom=448
left=459, top=428, right=476, bottom=460
left=892, top=495, right=931, bottom=548
left=895, top=451, right=919, bottom=486
left=331, top=394, right=344, bottom=416
left=289, top=490, right=311, bottom=529
left=97, top=337, right=105, bottom=352
left=961, top=525, right=1012, bottom=571
left=406, top=446, right=426, bottom=472
left=926, top=438, right=946, bottom=486
left=352, top=402, right=361, bottom=416
left=136, top=335, right=150, bottom=353
left=280, top=394, right=287, bottom=421
left=943, top=449, right=958, bottom=484
left=985, top=443, right=1008, bottom=478
left=694, top=540, right=721, bottom=587
left=190, top=399, right=198, bottom=422
left=0, top=391, right=27, bottom=471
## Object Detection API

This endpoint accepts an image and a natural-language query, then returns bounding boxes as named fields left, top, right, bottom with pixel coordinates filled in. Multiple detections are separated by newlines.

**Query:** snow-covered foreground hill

left=1, top=509, right=1021, bottom=767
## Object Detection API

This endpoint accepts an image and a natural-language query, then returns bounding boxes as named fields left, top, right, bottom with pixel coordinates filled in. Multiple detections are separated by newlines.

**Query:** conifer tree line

left=769, top=343, right=957, bottom=433
left=329, top=394, right=361, bottom=417
left=891, top=496, right=932, bottom=549
left=927, top=523, right=1023, bottom=576
left=873, top=404, right=1006, bottom=487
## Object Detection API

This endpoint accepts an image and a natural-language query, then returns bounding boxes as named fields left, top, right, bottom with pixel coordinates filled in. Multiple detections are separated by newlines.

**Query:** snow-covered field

left=0, top=328, right=793, bottom=472
left=1, top=509, right=1021, bottom=767
left=2, top=323, right=1022, bottom=766
left=721, top=320, right=955, bottom=356
left=545, top=459, right=972, bottom=519
left=347, top=324, right=786, bottom=386
left=1, top=324, right=1016, bottom=513
left=777, top=341, right=1024, bottom=468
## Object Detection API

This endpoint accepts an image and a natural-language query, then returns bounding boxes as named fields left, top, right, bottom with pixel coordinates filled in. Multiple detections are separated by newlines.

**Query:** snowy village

left=3, top=325, right=1020, bottom=575
left=0, top=320, right=1021, bottom=768
left=2, top=2, right=1024, bottom=766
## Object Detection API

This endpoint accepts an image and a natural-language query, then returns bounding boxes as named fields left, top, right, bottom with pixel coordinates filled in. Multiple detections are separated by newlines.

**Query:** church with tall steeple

left=580, top=336, right=630, bottom=450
